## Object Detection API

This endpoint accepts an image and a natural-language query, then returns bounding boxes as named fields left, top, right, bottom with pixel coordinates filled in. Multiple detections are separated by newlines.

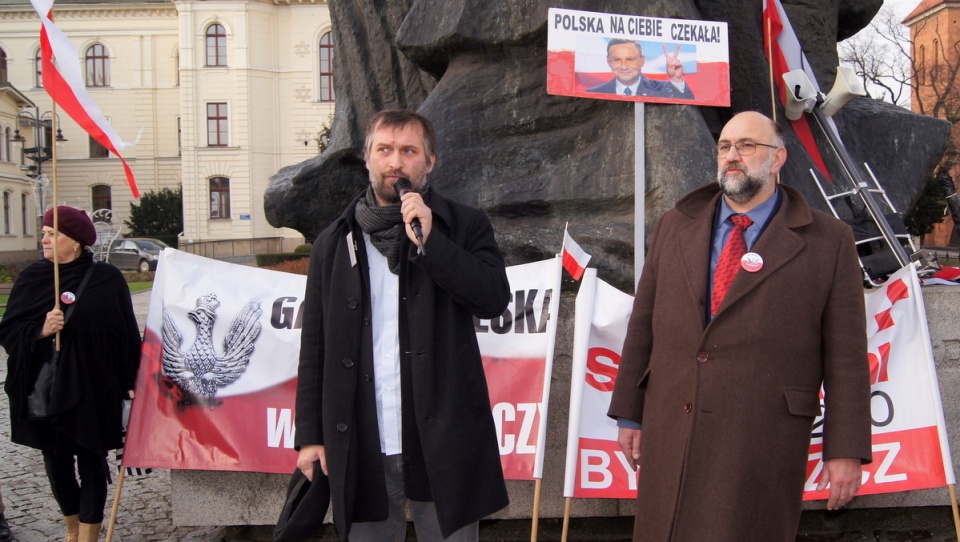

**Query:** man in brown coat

left=608, top=111, right=872, bottom=541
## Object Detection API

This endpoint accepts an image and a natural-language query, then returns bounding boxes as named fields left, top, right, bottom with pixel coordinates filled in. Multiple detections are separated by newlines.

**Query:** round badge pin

left=741, top=252, right=763, bottom=273
left=61, top=291, right=76, bottom=304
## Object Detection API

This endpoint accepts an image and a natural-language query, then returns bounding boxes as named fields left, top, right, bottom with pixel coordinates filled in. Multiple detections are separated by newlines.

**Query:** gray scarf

left=354, top=187, right=404, bottom=274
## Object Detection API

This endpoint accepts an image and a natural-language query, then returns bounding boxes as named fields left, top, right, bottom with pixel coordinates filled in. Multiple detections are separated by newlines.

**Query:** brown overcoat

left=608, top=183, right=872, bottom=542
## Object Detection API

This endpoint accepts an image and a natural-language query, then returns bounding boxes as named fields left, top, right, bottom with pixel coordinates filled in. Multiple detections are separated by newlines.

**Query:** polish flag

left=562, top=227, right=591, bottom=281
left=30, top=0, right=139, bottom=197
left=762, top=0, right=834, bottom=182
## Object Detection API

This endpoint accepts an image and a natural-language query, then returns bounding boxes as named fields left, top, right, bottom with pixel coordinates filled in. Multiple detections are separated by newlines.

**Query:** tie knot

left=731, top=214, right=753, bottom=229
left=624, top=88, right=633, bottom=96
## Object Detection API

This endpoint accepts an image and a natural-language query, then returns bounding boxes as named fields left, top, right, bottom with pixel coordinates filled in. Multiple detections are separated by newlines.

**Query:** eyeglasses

left=717, top=141, right=780, bottom=157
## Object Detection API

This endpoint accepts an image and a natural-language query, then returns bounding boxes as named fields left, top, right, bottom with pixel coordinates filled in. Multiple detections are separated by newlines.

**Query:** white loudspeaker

left=782, top=70, right=818, bottom=121
left=821, top=66, right=867, bottom=117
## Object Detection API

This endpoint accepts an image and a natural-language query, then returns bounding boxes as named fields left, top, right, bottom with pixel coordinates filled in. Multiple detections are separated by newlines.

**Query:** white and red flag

left=562, top=226, right=592, bottom=281
left=803, top=264, right=956, bottom=498
left=562, top=268, right=637, bottom=498
left=762, top=0, right=833, bottom=182
left=29, top=0, right=139, bottom=197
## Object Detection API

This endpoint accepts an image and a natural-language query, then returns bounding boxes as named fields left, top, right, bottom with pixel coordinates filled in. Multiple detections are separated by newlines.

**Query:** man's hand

left=296, top=444, right=327, bottom=482
left=819, top=457, right=862, bottom=510
left=663, top=44, right=684, bottom=83
left=399, top=191, right=432, bottom=249
left=617, top=427, right=642, bottom=471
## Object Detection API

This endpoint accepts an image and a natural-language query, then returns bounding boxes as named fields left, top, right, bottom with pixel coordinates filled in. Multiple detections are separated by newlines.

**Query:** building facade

left=0, top=0, right=335, bottom=259
left=905, top=0, right=960, bottom=248
left=0, top=82, right=39, bottom=263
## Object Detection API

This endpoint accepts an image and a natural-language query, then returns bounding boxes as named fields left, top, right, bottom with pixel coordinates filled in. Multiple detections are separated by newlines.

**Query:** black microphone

left=393, top=178, right=426, bottom=255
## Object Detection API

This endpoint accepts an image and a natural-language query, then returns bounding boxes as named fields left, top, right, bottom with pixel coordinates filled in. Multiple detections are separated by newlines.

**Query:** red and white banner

left=803, top=264, right=956, bottom=499
left=125, top=251, right=562, bottom=476
left=563, top=269, right=636, bottom=498
left=563, top=264, right=955, bottom=501
left=478, top=257, right=563, bottom=480
left=547, top=8, right=730, bottom=107
left=124, top=249, right=305, bottom=472
left=29, top=0, right=139, bottom=196
left=762, top=0, right=834, bottom=182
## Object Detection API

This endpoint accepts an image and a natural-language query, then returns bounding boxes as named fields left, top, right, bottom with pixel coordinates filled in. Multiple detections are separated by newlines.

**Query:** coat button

left=696, top=352, right=709, bottom=363
left=347, top=299, right=359, bottom=310
left=336, top=423, right=348, bottom=432
left=363, top=373, right=372, bottom=382
left=684, top=402, right=692, bottom=413
left=363, top=317, right=370, bottom=325
left=342, top=358, right=354, bottom=368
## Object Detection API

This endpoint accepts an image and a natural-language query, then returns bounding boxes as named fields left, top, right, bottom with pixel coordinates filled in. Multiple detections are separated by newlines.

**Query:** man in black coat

left=295, top=109, right=510, bottom=541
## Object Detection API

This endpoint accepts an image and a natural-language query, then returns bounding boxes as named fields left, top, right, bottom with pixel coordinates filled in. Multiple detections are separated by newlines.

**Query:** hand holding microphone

left=393, top=178, right=427, bottom=255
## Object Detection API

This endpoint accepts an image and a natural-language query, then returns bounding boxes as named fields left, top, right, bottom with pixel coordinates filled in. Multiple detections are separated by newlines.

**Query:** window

left=177, top=117, right=182, bottom=156
left=319, top=32, right=335, bottom=102
left=92, top=185, right=112, bottom=212
left=209, top=177, right=230, bottom=219
left=3, top=192, right=10, bottom=234
left=0, top=48, right=7, bottom=83
left=207, top=103, right=228, bottom=146
left=3, top=126, right=8, bottom=162
left=206, top=24, right=227, bottom=67
left=21, top=193, right=28, bottom=234
left=90, top=136, right=109, bottom=158
left=35, top=50, right=43, bottom=87
left=85, top=44, right=110, bottom=87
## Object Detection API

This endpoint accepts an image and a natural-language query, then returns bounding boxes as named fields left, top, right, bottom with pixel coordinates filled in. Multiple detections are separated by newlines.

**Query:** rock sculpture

left=265, top=0, right=949, bottom=291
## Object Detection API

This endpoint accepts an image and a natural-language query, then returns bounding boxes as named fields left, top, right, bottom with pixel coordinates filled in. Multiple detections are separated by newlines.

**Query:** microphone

left=393, top=178, right=426, bottom=255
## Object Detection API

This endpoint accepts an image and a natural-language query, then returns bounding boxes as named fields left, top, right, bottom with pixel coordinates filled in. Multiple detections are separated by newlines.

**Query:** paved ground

left=0, top=290, right=958, bottom=541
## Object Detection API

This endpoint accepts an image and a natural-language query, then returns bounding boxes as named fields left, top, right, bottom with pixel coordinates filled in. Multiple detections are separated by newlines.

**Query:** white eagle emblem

left=161, top=294, right=262, bottom=402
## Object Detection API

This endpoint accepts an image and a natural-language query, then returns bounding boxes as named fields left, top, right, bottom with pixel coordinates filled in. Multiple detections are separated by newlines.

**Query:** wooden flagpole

left=50, top=102, right=61, bottom=350
left=949, top=484, right=960, bottom=541
left=529, top=478, right=542, bottom=541
left=105, top=468, right=126, bottom=542
left=560, top=497, right=572, bottom=542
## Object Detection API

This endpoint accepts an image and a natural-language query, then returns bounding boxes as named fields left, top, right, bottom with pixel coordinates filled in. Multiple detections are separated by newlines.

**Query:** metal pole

left=810, top=109, right=911, bottom=267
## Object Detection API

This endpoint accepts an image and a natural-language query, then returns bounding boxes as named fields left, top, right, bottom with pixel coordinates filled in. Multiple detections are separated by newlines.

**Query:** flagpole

left=105, top=468, right=126, bottom=542
left=529, top=478, right=542, bottom=542
left=949, top=484, right=960, bottom=541
left=766, top=14, right=776, bottom=122
left=560, top=497, right=572, bottom=542
left=50, top=102, right=61, bottom=350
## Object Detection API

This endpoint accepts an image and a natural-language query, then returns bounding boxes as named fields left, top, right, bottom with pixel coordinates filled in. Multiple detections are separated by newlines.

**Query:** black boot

left=0, top=512, right=12, bottom=542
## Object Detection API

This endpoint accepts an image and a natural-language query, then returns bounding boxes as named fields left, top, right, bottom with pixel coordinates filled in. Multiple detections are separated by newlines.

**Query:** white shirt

left=363, top=232, right=403, bottom=455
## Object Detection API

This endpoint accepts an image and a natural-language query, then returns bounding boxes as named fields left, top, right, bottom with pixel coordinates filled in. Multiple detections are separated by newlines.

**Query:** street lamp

left=11, top=108, right=67, bottom=218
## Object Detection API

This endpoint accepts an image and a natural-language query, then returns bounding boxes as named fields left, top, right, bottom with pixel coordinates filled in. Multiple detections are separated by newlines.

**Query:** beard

left=716, top=153, right=774, bottom=205
left=370, top=169, right=428, bottom=205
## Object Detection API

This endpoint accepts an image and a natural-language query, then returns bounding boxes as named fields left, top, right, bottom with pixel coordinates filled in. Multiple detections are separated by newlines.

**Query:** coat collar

left=673, top=182, right=814, bottom=320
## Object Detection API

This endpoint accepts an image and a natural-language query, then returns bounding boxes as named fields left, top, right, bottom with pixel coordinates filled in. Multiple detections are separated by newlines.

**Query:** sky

left=885, top=0, right=922, bottom=21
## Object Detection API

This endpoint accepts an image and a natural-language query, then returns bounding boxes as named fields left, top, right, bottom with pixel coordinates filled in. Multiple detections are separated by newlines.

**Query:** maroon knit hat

left=42, top=206, right=97, bottom=247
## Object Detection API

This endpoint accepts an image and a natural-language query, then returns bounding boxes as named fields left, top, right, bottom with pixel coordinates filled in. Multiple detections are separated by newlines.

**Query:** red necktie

left=711, top=214, right=753, bottom=317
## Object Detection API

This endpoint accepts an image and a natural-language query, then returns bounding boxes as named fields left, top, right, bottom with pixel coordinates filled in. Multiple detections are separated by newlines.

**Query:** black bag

left=26, top=350, right=61, bottom=419
left=25, top=261, right=97, bottom=420
left=274, top=461, right=330, bottom=542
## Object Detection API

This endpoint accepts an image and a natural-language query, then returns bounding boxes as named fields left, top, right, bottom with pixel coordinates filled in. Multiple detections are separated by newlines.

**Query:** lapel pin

left=61, top=291, right=76, bottom=304
left=741, top=252, right=763, bottom=273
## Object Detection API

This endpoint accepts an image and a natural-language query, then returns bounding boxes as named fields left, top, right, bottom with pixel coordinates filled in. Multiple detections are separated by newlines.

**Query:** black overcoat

left=1, top=251, right=142, bottom=455
left=295, top=189, right=510, bottom=539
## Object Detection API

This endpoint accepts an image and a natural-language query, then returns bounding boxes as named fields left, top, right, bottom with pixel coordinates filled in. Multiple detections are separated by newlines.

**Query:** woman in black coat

left=0, top=207, right=141, bottom=542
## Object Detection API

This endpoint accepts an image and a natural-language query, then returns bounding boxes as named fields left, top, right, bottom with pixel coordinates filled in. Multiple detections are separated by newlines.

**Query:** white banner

left=563, top=269, right=636, bottom=497
left=563, top=264, right=956, bottom=500
left=126, top=250, right=562, bottom=477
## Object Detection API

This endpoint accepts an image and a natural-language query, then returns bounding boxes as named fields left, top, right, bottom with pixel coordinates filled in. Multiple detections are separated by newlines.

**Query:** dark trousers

left=42, top=448, right=108, bottom=523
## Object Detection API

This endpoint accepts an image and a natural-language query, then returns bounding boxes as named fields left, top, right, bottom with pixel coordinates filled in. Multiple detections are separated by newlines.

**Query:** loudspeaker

left=821, top=66, right=867, bottom=117
left=782, top=70, right=819, bottom=120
